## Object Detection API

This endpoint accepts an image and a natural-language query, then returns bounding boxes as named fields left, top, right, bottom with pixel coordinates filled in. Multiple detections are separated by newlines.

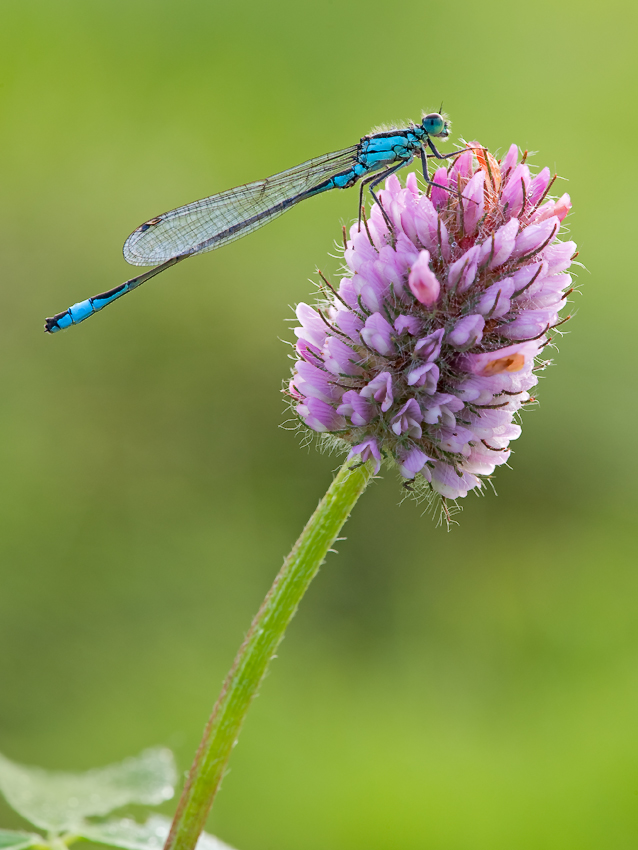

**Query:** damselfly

left=45, top=112, right=461, bottom=333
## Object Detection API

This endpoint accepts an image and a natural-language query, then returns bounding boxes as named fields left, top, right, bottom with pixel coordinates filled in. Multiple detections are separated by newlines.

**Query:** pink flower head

left=289, top=142, right=575, bottom=505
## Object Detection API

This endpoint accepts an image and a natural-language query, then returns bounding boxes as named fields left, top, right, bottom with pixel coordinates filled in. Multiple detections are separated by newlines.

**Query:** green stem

left=164, top=457, right=375, bottom=850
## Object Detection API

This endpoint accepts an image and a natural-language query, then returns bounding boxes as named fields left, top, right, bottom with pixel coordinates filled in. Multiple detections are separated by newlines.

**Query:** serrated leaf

left=0, top=749, right=176, bottom=833
left=79, top=816, right=237, bottom=850
left=0, top=830, right=42, bottom=850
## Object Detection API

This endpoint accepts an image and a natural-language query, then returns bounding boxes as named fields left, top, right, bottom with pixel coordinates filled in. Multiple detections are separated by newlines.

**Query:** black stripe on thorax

left=361, top=126, right=418, bottom=141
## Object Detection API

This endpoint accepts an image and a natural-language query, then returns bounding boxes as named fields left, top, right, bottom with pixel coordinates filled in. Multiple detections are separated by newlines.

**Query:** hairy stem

left=164, top=457, right=375, bottom=850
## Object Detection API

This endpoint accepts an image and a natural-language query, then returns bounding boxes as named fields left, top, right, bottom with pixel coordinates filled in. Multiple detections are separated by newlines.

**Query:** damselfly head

left=422, top=113, right=450, bottom=139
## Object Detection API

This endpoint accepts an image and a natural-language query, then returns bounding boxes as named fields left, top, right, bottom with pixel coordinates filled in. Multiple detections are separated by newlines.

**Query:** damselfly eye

left=422, top=113, right=448, bottom=138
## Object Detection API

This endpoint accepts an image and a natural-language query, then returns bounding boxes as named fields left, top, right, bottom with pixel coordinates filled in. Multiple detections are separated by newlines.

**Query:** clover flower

left=288, top=143, right=575, bottom=504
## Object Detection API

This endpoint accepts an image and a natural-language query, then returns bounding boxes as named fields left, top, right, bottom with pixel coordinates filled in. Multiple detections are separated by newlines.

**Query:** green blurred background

left=0, top=0, right=636, bottom=847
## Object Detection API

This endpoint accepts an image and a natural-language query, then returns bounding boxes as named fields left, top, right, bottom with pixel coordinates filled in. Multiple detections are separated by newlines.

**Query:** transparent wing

left=123, top=145, right=360, bottom=266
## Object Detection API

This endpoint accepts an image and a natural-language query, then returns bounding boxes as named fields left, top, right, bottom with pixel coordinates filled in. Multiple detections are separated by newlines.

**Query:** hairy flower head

left=288, top=143, right=575, bottom=507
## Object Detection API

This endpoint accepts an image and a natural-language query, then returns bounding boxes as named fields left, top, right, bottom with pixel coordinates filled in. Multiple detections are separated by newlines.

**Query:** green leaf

left=79, top=816, right=236, bottom=850
left=0, top=749, right=176, bottom=833
left=0, top=830, right=42, bottom=850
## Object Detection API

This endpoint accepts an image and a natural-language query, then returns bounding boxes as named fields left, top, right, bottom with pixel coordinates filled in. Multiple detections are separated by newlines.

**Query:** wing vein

left=123, top=145, right=360, bottom=265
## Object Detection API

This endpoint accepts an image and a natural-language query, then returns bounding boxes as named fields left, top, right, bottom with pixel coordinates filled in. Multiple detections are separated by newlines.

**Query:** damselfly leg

left=357, top=159, right=415, bottom=231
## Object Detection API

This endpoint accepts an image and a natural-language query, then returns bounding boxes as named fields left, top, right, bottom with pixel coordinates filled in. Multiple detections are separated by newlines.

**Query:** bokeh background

left=0, top=0, right=636, bottom=847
